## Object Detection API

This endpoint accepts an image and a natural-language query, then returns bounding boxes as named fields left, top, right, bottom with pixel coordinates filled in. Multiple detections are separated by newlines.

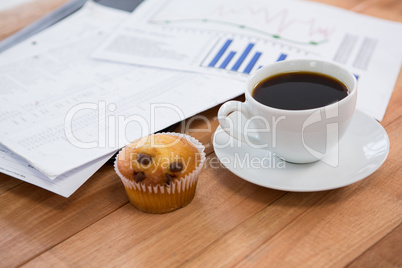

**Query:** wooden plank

left=183, top=117, right=402, bottom=267
left=0, top=164, right=128, bottom=267
left=235, top=182, right=401, bottom=267
left=361, top=0, right=402, bottom=21
left=23, top=153, right=286, bottom=267
left=182, top=191, right=329, bottom=267
left=309, top=0, right=373, bottom=10
left=0, top=174, right=23, bottom=196
left=21, top=253, right=70, bottom=268
left=346, top=224, right=402, bottom=268
left=26, top=112, right=402, bottom=267
left=185, top=159, right=401, bottom=267
left=229, top=118, right=402, bottom=267
left=0, top=0, right=69, bottom=41
left=309, top=0, right=401, bottom=15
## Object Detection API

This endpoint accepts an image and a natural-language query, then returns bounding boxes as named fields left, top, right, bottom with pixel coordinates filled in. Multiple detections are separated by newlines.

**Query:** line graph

left=150, top=19, right=328, bottom=46
left=92, top=0, right=402, bottom=121
left=149, top=2, right=335, bottom=46
left=214, top=5, right=334, bottom=40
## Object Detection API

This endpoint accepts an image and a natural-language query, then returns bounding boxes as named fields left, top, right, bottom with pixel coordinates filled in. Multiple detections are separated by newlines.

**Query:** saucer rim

left=213, top=109, right=390, bottom=192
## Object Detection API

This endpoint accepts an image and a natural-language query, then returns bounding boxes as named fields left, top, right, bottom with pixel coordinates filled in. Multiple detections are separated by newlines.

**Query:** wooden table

left=1, top=0, right=401, bottom=267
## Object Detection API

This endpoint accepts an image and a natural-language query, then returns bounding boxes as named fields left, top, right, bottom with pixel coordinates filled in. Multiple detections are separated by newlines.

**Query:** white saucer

left=213, top=110, right=389, bottom=192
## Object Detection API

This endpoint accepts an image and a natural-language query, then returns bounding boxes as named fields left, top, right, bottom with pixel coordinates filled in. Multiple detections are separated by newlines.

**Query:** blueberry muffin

left=115, top=133, right=205, bottom=214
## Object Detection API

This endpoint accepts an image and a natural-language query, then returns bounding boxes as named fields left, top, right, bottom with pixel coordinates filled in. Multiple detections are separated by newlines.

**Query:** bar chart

left=201, top=35, right=309, bottom=75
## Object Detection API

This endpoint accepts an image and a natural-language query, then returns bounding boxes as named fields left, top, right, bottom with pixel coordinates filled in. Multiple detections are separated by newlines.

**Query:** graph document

left=93, top=0, right=402, bottom=121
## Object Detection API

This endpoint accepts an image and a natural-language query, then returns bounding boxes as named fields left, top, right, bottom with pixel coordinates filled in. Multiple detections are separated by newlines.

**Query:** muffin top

left=116, top=134, right=200, bottom=186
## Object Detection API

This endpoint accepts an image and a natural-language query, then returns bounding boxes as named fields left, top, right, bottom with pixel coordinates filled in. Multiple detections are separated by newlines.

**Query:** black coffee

left=252, top=72, right=349, bottom=110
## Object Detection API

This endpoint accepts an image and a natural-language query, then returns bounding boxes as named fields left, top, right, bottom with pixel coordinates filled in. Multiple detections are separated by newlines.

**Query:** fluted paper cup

left=114, top=133, right=206, bottom=214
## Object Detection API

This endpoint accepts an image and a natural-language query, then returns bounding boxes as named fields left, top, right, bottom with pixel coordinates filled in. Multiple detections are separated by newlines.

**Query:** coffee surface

left=252, top=72, right=349, bottom=110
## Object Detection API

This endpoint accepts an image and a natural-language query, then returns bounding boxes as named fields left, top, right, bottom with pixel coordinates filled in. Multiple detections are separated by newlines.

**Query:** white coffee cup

left=218, top=59, right=357, bottom=164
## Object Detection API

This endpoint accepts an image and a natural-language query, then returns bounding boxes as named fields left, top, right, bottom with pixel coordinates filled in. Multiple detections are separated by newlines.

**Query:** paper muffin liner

left=114, top=132, right=206, bottom=214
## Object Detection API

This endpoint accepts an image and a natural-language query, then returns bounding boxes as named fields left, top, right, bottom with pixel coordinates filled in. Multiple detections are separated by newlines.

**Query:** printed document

left=0, top=2, right=243, bottom=186
left=93, top=0, right=402, bottom=121
left=0, top=144, right=113, bottom=197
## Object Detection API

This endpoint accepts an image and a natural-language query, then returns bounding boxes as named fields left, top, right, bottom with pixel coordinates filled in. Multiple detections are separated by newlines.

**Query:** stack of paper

left=93, top=0, right=402, bottom=121
left=0, top=1, right=244, bottom=197
left=1, top=0, right=401, bottom=197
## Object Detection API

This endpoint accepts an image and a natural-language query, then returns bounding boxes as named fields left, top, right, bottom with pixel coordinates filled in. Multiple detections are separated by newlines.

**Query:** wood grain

left=21, top=117, right=402, bottom=267
left=347, top=224, right=402, bottom=268
left=233, top=117, right=402, bottom=268
left=0, top=165, right=128, bottom=267
left=185, top=116, right=402, bottom=267
left=0, top=0, right=69, bottom=41
left=0, top=174, right=23, bottom=196
left=22, top=154, right=286, bottom=267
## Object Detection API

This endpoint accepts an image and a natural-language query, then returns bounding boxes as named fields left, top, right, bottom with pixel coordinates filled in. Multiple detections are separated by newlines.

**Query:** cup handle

left=217, top=100, right=251, bottom=143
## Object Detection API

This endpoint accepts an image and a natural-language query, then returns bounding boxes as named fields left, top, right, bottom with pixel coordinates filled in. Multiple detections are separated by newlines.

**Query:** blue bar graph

left=219, top=51, right=236, bottom=69
left=208, top=39, right=232, bottom=67
left=202, top=34, right=312, bottom=75
left=231, top=43, right=255, bottom=71
left=243, top=52, right=262, bottom=74
left=276, top=53, right=287, bottom=61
